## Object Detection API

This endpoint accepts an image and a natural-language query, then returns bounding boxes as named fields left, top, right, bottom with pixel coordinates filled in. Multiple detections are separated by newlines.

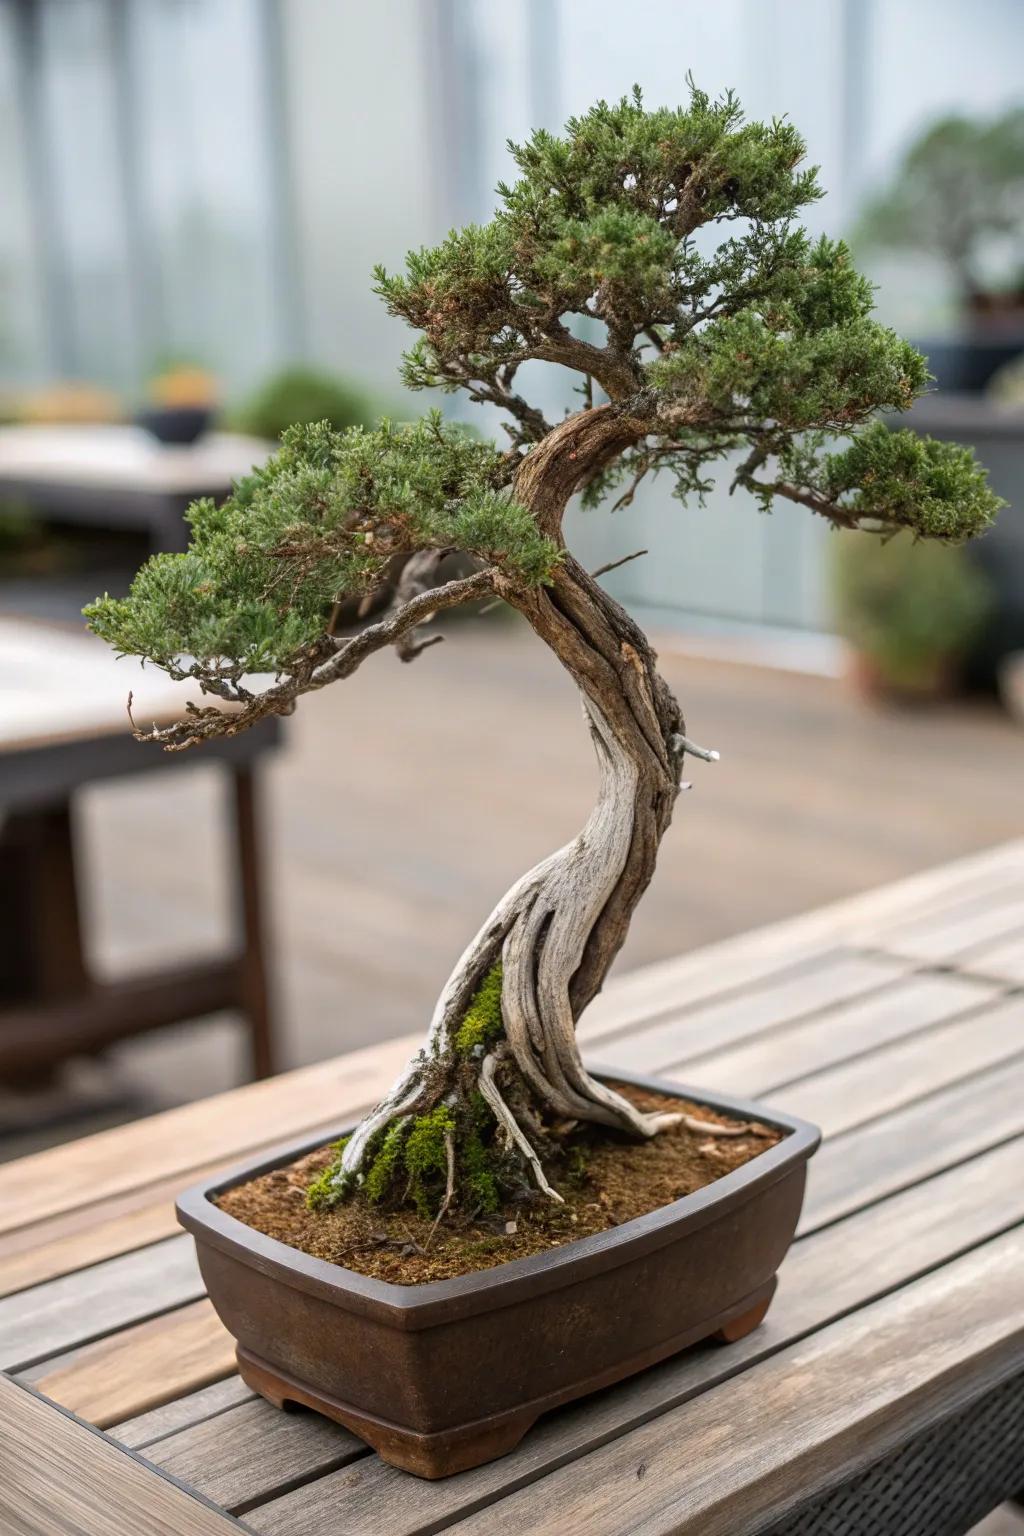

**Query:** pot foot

left=711, top=1277, right=776, bottom=1344
left=236, top=1346, right=537, bottom=1478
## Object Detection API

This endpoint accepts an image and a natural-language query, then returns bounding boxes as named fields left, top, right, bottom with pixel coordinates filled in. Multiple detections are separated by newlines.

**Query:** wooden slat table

left=0, top=618, right=281, bottom=1085
left=1, top=839, right=1023, bottom=1535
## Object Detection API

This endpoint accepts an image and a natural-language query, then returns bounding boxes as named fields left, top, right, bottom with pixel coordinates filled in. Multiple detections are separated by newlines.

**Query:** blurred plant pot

left=846, top=648, right=958, bottom=703
left=136, top=405, right=213, bottom=445
left=998, top=651, right=1024, bottom=722
left=916, top=301, right=1024, bottom=394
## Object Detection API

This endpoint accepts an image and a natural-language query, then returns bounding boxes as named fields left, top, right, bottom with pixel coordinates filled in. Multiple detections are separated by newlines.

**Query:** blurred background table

left=0, top=616, right=281, bottom=1103
left=0, top=425, right=270, bottom=554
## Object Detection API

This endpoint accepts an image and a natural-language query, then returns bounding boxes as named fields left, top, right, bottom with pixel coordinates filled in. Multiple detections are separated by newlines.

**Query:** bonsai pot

left=176, top=1069, right=819, bottom=1479
left=136, top=404, right=213, bottom=444
left=914, top=318, right=1024, bottom=394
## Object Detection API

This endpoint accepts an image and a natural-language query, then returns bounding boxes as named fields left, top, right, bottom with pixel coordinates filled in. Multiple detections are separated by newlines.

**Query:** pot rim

left=176, top=1067, right=820, bottom=1330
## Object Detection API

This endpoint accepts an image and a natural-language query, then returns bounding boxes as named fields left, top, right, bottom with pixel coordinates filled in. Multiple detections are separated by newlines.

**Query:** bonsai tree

left=857, top=107, right=1024, bottom=317
left=86, top=86, right=1001, bottom=1219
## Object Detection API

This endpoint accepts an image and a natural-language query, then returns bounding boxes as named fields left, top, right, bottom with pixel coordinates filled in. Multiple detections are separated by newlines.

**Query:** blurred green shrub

left=856, top=108, right=1024, bottom=310
left=831, top=529, right=994, bottom=695
left=230, top=367, right=379, bottom=441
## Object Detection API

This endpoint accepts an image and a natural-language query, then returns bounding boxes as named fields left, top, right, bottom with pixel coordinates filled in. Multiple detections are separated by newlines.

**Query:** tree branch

left=131, top=566, right=498, bottom=752
left=530, top=324, right=642, bottom=401
left=738, top=475, right=860, bottom=529
left=591, top=548, right=648, bottom=579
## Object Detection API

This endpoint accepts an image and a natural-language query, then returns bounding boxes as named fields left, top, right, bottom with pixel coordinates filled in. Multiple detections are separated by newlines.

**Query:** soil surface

left=217, top=1085, right=783, bottom=1284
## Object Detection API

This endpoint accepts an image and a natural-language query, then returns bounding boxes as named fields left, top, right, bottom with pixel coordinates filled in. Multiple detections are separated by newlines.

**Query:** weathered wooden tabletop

left=2, top=840, right=1023, bottom=1535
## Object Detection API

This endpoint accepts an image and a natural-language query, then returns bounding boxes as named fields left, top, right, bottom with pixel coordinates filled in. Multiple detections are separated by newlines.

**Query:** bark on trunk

left=338, top=407, right=691, bottom=1195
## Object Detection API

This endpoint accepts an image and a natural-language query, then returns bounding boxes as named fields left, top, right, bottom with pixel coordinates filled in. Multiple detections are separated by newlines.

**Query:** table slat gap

left=804, top=1042, right=1024, bottom=1158
left=744, top=996, right=1024, bottom=1141
left=578, top=841, right=1024, bottom=1039
left=800, top=1060, right=1024, bottom=1234
left=139, top=1393, right=371, bottom=1514
left=111, top=1374, right=256, bottom=1450
left=0, top=1233, right=203, bottom=1373
left=25, top=1297, right=237, bottom=1427
left=580, top=945, right=860, bottom=1046
left=653, top=971, right=1006, bottom=1099
left=592, top=952, right=912, bottom=1075
left=0, top=1372, right=245, bottom=1535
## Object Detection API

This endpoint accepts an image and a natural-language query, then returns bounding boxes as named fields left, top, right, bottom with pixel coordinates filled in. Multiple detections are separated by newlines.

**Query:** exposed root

left=478, top=1055, right=564, bottom=1203
left=679, top=1114, right=770, bottom=1138
left=336, top=1070, right=425, bottom=1188
left=425, top=1129, right=457, bottom=1247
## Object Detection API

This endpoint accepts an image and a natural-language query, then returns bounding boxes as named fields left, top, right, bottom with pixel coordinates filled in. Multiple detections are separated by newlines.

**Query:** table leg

left=231, top=766, right=277, bottom=1079
left=0, top=802, right=91, bottom=1085
left=0, top=802, right=90, bottom=1003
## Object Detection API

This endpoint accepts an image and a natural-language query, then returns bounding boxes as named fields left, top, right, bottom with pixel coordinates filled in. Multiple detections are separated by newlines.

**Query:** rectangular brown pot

left=176, top=1069, right=819, bottom=1478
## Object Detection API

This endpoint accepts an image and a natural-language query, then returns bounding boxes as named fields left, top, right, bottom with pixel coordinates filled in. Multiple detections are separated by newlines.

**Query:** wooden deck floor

left=3, top=610, right=1024, bottom=1150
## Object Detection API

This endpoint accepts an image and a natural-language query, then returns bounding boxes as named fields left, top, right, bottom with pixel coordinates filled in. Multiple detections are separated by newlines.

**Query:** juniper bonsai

left=86, top=85, right=1001, bottom=1219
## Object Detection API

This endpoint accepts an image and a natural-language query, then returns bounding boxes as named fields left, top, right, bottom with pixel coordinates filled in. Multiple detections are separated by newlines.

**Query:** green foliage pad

left=85, top=415, right=558, bottom=676
left=85, top=81, right=1001, bottom=733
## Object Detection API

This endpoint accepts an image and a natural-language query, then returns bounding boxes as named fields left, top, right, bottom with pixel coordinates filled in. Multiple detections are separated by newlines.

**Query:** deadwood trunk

left=339, top=407, right=690, bottom=1190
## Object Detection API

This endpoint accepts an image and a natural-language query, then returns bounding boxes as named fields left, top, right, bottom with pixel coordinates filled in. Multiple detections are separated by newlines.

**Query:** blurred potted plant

left=230, top=365, right=378, bottom=441
left=857, top=108, right=1024, bottom=391
left=832, top=527, right=994, bottom=700
left=137, top=364, right=219, bottom=444
left=86, top=85, right=1001, bottom=1479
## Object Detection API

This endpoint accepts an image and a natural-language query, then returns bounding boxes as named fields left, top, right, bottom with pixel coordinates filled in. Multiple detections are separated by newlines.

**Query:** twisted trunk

left=339, top=408, right=690, bottom=1197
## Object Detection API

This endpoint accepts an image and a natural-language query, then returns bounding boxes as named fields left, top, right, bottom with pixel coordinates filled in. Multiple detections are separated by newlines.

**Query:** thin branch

left=530, top=324, right=642, bottom=401
left=591, top=548, right=648, bottom=579
left=671, top=733, right=720, bottom=762
left=739, top=475, right=860, bottom=530
left=398, top=631, right=445, bottom=663
left=729, top=440, right=771, bottom=496
left=131, top=567, right=498, bottom=752
left=425, top=1129, right=456, bottom=1246
left=611, top=461, right=652, bottom=512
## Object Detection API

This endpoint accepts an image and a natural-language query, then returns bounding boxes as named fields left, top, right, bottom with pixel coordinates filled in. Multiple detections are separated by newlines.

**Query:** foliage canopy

left=87, top=83, right=1001, bottom=706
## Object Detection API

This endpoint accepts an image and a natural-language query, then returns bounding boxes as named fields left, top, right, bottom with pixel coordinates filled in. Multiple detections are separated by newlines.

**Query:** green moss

left=303, top=1078, right=525, bottom=1222
left=404, top=1105, right=456, bottom=1217
left=458, top=1124, right=501, bottom=1214
left=305, top=1135, right=351, bottom=1211
left=454, top=964, right=504, bottom=1055
left=363, top=1117, right=411, bottom=1205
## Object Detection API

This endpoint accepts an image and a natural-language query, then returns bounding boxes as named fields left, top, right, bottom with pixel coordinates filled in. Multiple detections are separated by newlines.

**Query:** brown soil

left=217, top=1084, right=782, bottom=1285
